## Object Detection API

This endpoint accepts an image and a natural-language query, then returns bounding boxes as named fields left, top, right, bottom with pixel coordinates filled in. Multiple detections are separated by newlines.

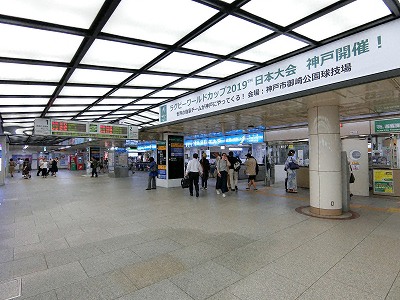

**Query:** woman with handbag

left=284, top=149, right=299, bottom=193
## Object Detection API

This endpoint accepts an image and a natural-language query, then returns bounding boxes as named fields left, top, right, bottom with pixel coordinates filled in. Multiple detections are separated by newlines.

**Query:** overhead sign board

left=160, top=19, right=400, bottom=124
left=34, top=119, right=138, bottom=139
left=374, top=119, right=400, bottom=133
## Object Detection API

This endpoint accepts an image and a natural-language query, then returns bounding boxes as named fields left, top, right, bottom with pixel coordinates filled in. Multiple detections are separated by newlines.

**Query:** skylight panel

left=116, top=110, right=139, bottom=115
left=0, top=107, right=44, bottom=113
left=170, top=78, right=216, bottom=89
left=0, top=24, right=83, bottom=62
left=149, top=52, right=215, bottom=74
left=197, top=61, right=253, bottom=77
left=89, top=105, right=121, bottom=111
left=1, top=113, right=40, bottom=118
left=82, top=40, right=164, bottom=69
left=0, top=84, right=55, bottom=95
left=59, top=87, right=111, bottom=96
left=98, top=98, right=133, bottom=105
left=294, top=0, right=391, bottom=41
left=0, top=62, right=66, bottom=82
left=2, top=118, right=36, bottom=123
left=123, top=105, right=150, bottom=110
left=46, top=112, right=78, bottom=117
left=112, top=88, right=154, bottom=97
left=235, top=35, right=308, bottom=62
left=126, top=74, right=180, bottom=87
left=184, top=16, right=273, bottom=55
left=67, top=69, right=131, bottom=85
left=102, top=0, right=217, bottom=44
left=81, top=111, right=105, bottom=116
left=0, top=0, right=105, bottom=29
left=242, top=0, right=339, bottom=27
left=0, top=98, right=48, bottom=105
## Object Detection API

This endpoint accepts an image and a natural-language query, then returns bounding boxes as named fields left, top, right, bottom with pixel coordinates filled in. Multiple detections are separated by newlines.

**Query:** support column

left=308, top=105, right=342, bottom=216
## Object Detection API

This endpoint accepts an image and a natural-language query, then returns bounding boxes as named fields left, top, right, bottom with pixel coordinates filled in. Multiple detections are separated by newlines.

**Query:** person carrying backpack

left=244, top=153, right=258, bottom=191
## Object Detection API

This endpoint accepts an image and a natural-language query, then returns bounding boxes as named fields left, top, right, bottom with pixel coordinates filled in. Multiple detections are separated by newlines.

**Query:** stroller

left=22, top=160, right=32, bottom=179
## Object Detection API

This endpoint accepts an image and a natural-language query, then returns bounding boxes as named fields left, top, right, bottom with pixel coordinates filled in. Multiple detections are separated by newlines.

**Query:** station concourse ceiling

left=0, top=0, right=399, bottom=145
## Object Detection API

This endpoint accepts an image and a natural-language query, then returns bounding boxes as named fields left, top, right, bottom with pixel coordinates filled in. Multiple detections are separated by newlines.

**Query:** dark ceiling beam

left=382, top=0, right=400, bottom=16
left=0, top=14, right=86, bottom=36
left=0, top=56, right=69, bottom=68
left=41, top=0, right=122, bottom=117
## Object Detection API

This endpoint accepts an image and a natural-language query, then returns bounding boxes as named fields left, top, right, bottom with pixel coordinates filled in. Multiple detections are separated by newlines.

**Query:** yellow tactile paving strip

left=254, top=187, right=400, bottom=213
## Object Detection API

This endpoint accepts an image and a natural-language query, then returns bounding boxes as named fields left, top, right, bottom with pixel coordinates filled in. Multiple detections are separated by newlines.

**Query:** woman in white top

left=185, top=153, right=203, bottom=197
left=40, top=158, right=48, bottom=178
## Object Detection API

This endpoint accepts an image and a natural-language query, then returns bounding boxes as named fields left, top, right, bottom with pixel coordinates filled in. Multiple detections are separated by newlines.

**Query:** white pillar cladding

left=308, top=105, right=343, bottom=216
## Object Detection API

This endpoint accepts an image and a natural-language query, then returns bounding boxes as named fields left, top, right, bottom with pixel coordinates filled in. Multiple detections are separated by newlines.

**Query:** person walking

left=216, top=153, right=230, bottom=197
left=37, top=157, right=43, bottom=176
left=185, top=153, right=203, bottom=197
left=90, top=157, right=98, bottom=177
left=227, top=151, right=240, bottom=191
left=200, top=152, right=210, bottom=190
left=146, top=157, right=157, bottom=190
left=22, top=158, right=31, bottom=179
left=285, top=149, right=298, bottom=193
left=9, top=158, right=16, bottom=177
left=50, top=157, right=59, bottom=177
left=244, top=153, right=258, bottom=190
left=41, top=158, right=48, bottom=178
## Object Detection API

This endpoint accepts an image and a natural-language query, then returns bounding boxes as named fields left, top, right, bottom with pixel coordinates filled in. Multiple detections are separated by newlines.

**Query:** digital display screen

left=99, top=125, right=128, bottom=135
left=51, top=121, right=87, bottom=133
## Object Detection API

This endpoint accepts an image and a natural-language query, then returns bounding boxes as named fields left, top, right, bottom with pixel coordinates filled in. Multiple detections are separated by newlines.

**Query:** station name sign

left=34, top=118, right=138, bottom=139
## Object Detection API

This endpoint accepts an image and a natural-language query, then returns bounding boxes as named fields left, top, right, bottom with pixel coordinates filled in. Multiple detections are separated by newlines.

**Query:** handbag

left=288, top=161, right=299, bottom=170
left=349, top=172, right=355, bottom=183
left=181, top=177, right=190, bottom=189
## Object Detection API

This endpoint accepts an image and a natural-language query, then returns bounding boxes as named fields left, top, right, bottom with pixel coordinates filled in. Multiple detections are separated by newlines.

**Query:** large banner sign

left=160, top=19, right=400, bottom=124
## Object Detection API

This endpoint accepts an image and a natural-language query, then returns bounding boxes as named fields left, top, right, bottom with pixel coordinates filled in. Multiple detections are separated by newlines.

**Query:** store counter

left=373, top=168, right=400, bottom=196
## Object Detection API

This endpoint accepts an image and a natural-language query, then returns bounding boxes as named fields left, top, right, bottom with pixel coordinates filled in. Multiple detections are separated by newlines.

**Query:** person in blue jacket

left=146, top=157, right=157, bottom=190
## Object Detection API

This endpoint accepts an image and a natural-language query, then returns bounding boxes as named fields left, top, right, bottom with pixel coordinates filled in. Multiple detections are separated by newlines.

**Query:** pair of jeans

left=217, top=171, right=228, bottom=193
left=147, top=176, right=156, bottom=189
left=201, top=172, right=209, bottom=188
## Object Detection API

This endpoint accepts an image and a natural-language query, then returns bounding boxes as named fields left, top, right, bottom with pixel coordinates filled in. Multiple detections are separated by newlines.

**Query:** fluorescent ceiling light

left=197, top=61, right=253, bottom=77
left=81, top=111, right=105, bottom=116
left=0, top=24, right=83, bottom=62
left=68, top=69, right=131, bottom=85
left=112, top=88, right=154, bottom=97
left=185, top=16, right=273, bottom=55
left=130, top=115, right=152, bottom=122
left=59, top=87, right=111, bottom=96
left=98, top=98, right=133, bottom=105
left=102, top=0, right=217, bottom=44
left=123, top=105, right=150, bottom=110
left=0, top=0, right=105, bottom=29
left=2, top=118, right=35, bottom=123
left=46, top=112, right=77, bottom=117
left=0, top=85, right=55, bottom=95
left=1, top=114, right=40, bottom=118
left=0, top=62, right=66, bottom=82
left=0, top=107, right=43, bottom=113
left=149, top=52, right=215, bottom=74
left=82, top=39, right=164, bottom=69
left=294, top=0, right=391, bottom=41
left=242, top=0, right=339, bottom=27
left=139, top=111, right=159, bottom=119
left=229, top=147, right=243, bottom=151
left=89, top=105, right=121, bottom=111
left=171, top=78, right=216, bottom=89
left=236, top=35, right=308, bottom=62
left=126, top=74, right=180, bottom=87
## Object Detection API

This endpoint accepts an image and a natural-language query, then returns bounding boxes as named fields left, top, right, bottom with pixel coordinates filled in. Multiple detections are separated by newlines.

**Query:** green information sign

left=375, top=119, right=400, bottom=133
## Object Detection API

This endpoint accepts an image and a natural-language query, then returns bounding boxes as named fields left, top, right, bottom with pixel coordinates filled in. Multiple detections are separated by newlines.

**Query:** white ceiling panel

left=242, top=0, right=339, bottom=27
left=0, top=84, right=55, bottom=95
left=197, top=61, right=253, bottom=77
left=112, top=88, right=154, bottom=97
left=89, top=105, right=121, bottom=111
left=59, top=87, right=111, bottom=96
left=185, top=16, right=273, bottom=55
left=0, top=98, right=48, bottom=105
left=81, top=39, right=164, bottom=69
left=68, top=69, right=131, bottom=85
left=236, top=35, right=308, bottom=62
left=134, top=98, right=167, bottom=105
left=126, top=74, right=180, bottom=87
left=294, top=0, right=391, bottom=41
left=151, top=90, right=189, bottom=98
left=171, top=78, right=216, bottom=89
left=149, top=52, right=216, bottom=74
left=0, top=62, right=66, bottom=82
left=48, top=106, right=87, bottom=112
left=102, top=0, right=217, bottom=44
left=98, top=98, right=133, bottom=105
left=0, top=24, right=83, bottom=62
left=53, top=98, right=97, bottom=105
left=0, top=0, right=104, bottom=29
left=0, top=107, right=43, bottom=113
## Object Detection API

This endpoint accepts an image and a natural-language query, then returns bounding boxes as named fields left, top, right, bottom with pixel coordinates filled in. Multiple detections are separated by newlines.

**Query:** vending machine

left=69, top=155, right=77, bottom=170
left=77, top=154, right=85, bottom=170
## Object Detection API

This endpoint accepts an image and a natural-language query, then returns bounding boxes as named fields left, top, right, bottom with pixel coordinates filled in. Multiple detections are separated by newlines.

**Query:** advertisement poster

left=373, top=169, right=393, bottom=194
left=168, top=135, right=184, bottom=179
left=157, top=141, right=167, bottom=179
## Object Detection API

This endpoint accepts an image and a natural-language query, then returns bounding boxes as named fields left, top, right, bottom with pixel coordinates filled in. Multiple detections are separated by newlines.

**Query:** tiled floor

left=1, top=170, right=400, bottom=300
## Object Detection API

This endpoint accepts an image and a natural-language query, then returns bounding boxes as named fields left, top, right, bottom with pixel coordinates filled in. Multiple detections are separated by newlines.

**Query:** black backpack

left=255, top=161, right=259, bottom=175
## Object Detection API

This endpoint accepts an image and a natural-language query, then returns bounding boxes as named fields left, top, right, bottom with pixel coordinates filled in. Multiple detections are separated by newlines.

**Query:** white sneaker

left=222, top=193, right=226, bottom=198
left=216, top=190, right=220, bottom=195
